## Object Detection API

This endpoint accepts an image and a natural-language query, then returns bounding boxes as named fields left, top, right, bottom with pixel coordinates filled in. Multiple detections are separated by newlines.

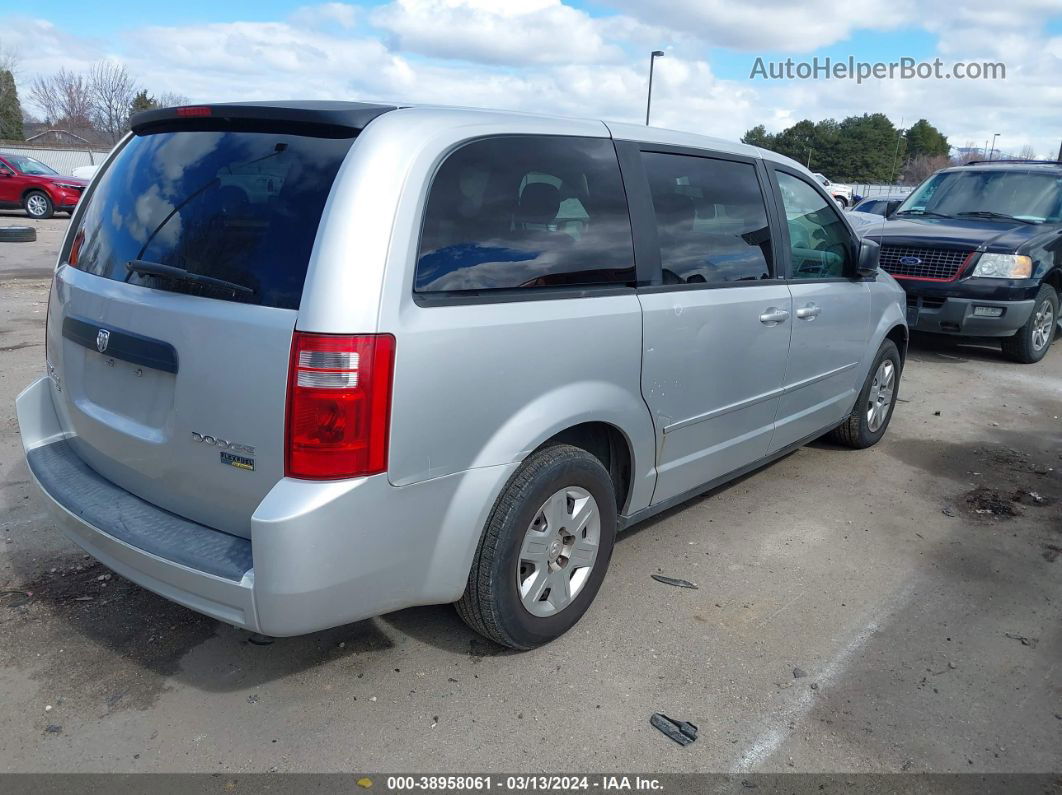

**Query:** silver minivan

left=16, top=101, right=907, bottom=649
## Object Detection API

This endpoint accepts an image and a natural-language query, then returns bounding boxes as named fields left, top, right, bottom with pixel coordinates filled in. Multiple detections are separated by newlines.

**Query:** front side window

left=415, top=136, right=634, bottom=294
left=641, top=151, right=773, bottom=285
left=776, top=172, right=852, bottom=279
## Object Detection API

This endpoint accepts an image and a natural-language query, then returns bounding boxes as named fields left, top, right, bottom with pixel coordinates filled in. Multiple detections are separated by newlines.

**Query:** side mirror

left=855, top=238, right=880, bottom=278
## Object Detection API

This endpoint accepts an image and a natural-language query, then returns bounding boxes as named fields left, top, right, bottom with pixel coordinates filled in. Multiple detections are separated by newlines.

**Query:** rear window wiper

left=893, top=209, right=953, bottom=219
left=126, top=260, right=256, bottom=296
left=955, top=211, right=1036, bottom=224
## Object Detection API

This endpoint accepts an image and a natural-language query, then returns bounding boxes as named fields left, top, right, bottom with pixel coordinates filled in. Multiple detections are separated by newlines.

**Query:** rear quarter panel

left=298, top=108, right=658, bottom=512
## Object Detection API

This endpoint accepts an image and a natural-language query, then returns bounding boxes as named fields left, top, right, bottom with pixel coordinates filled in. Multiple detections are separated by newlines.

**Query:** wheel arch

left=21, top=185, right=54, bottom=204
left=533, top=421, right=635, bottom=515
left=467, top=380, right=657, bottom=517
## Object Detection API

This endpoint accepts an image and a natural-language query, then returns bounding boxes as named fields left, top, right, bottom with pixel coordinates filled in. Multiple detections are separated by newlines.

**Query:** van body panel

left=17, top=102, right=906, bottom=637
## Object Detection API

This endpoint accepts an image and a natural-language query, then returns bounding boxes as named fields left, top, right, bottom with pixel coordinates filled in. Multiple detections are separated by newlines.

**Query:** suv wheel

left=24, top=191, right=54, bottom=220
left=456, top=444, right=617, bottom=650
left=827, top=339, right=901, bottom=449
left=834, top=196, right=848, bottom=208
left=1001, top=285, right=1057, bottom=364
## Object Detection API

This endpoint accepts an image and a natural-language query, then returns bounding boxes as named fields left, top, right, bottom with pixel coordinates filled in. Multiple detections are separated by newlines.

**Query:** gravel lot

left=0, top=214, right=1060, bottom=774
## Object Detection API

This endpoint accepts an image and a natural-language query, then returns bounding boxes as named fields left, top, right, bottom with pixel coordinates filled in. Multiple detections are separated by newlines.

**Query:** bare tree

left=0, top=38, right=18, bottom=75
left=902, top=154, right=951, bottom=184
left=30, top=68, right=93, bottom=128
left=89, top=60, right=137, bottom=143
left=1016, top=144, right=1037, bottom=160
left=156, top=91, right=190, bottom=108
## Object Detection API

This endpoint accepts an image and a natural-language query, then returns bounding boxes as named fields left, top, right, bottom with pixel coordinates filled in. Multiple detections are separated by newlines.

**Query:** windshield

left=68, top=129, right=355, bottom=309
left=5, top=155, right=59, bottom=176
left=897, top=169, right=1062, bottom=223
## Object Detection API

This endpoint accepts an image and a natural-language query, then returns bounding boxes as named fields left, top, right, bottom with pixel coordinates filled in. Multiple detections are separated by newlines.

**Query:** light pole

left=988, top=133, right=1000, bottom=160
left=645, top=50, right=665, bottom=126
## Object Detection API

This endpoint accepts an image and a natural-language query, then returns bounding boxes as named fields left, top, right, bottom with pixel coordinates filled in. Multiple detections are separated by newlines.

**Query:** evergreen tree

left=741, top=124, right=774, bottom=148
left=129, top=89, right=157, bottom=117
left=904, top=119, right=950, bottom=160
left=0, top=69, right=23, bottom=140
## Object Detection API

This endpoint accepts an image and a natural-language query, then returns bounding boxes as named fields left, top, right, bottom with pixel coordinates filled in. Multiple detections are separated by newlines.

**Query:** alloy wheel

left=26, top=195, right=48, bottom=217
left=1031, top=301, right=1054, bottom=352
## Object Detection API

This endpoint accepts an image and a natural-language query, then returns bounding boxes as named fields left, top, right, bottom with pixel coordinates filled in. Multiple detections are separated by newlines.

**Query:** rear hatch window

left=70, top=129, right=355, bottom=309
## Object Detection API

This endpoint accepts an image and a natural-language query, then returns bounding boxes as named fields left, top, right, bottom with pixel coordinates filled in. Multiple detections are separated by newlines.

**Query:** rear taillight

left=68, top=228, right=85, bottom=268
left=285, top=332, right=396, bottom=480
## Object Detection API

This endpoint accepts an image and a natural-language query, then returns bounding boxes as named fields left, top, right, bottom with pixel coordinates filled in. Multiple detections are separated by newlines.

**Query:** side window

left=640, top=151, right=772, bottom=285
left=415, top=136, right=635, bottom=294
left=776, top=172, right=853, bottom=279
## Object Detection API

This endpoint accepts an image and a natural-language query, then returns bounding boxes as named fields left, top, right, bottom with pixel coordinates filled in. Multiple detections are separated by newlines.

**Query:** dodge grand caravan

left=16, top=101, right=907, bottom=649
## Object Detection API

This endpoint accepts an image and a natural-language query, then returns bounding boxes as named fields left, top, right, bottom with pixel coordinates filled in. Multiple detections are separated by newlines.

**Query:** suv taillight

left=285, top=332, right=396, bottom=480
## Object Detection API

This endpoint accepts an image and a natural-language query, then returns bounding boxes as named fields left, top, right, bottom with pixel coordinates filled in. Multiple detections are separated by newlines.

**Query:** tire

left=0, top=226, right=36, bottom=243
left=827, top=339, right=901, bottom=449
left=835, top=196, right=848, bottom=208
left=24, top=191, right=54, bottom=220
left=456, top=444, right=617, bottom=650
left=1001, top=285, right=1057, bottom=364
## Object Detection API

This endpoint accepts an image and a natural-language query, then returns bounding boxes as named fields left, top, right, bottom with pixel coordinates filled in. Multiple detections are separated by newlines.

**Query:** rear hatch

left=46, top=102, right=393, bottom=538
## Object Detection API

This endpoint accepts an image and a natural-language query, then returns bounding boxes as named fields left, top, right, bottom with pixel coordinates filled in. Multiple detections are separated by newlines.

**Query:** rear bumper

left=905, top=295, right=1035, bottom=337
left=16, top=376, right=515, bottom=636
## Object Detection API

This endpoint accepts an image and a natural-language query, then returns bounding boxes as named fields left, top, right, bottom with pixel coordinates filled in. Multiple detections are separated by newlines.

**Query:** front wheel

left=1001, top=285, right=1057, bottom=364
left=24, top=191, right=54, bottom=220
left=827, top=339, right=901, bottom=449
left=456, top=444, right=617, bottom=650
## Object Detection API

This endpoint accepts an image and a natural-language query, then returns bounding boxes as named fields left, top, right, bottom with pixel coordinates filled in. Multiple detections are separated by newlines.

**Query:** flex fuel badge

left=220, top=451, right=255, bottom=471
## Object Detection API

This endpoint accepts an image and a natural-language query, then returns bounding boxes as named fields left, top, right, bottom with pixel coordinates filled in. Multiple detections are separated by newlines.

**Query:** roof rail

left=964, top=158, right=1062, bottom=166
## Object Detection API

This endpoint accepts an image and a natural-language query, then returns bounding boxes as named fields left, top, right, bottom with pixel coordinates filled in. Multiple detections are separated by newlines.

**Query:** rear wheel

left=1001, top=285, right=1057, bottom=364
left=24, top=191, right=54, bottom=220
left=456, top=444, right=617, bottom=650
left=828, top=339, right=901, bottom=449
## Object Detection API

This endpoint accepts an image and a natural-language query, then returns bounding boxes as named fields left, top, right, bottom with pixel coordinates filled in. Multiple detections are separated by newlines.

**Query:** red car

left=0, top=153, right=89, bottom=219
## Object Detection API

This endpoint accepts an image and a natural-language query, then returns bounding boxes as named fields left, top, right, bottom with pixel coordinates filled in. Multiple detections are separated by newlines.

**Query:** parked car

left=867, top=159, right=1062, bottom=363
left=16, top=101, right=907, bottom=649
left=851, top=194, right=907, bottom=216
left=813, top=172, right=854, bottom=207
left=72, top=164, right=100, bottom=181
left=0, top=153, right=88, bottom=219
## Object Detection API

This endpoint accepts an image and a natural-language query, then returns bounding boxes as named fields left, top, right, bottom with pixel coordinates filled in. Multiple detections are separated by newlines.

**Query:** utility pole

left=988, top=132, right=1000, bottom=160
left=645, top=51, right=664, bottom=125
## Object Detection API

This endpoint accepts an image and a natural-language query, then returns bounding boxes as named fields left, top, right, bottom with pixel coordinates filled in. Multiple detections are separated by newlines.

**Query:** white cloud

left=1, top=2, right=1060, bottom=160
left=608, top=0, right=917, bottom=52
left=369, top=0, right=627, bottom=65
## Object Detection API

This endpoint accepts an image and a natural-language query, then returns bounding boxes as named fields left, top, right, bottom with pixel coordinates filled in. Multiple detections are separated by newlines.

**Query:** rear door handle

left=796, top=303, right=821, bottom=320
left=759, top=308, right=790, bottom=325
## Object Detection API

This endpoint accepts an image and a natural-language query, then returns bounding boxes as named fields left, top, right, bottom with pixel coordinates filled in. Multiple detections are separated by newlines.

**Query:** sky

left=1, top=0, right=1061, bottom=160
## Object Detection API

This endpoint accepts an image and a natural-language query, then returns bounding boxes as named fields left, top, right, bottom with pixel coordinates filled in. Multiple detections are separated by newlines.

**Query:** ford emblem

left=96, top=328, right=110, bottom=353
left=898, top=256, right=922, bottom=266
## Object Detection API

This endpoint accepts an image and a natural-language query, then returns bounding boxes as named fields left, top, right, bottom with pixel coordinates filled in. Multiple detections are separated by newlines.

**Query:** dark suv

left=868, top=160, right=1062, bottom=363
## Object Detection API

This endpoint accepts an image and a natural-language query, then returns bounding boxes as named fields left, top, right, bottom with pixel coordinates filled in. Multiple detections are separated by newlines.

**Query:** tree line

left=0, top=45, right=186, bottom=145
left=741, top=114, right=955, bottom=185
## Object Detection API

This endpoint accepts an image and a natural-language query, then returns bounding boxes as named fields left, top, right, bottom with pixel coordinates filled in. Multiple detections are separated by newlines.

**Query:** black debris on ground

left=650, top=574, right=698, bottom=589
left=649, top=713, right=698, bottom=747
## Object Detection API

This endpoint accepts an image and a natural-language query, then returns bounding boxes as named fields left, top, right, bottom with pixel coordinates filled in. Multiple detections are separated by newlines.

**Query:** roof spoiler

left=130, top=101, right=399, bottom=138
